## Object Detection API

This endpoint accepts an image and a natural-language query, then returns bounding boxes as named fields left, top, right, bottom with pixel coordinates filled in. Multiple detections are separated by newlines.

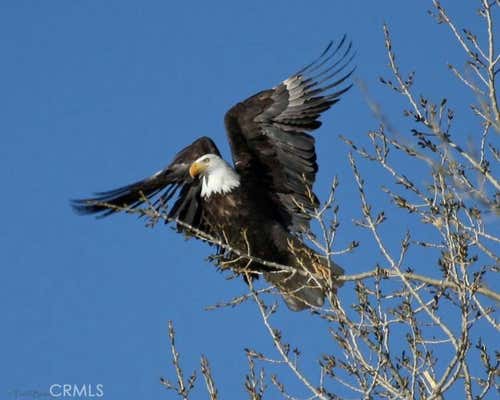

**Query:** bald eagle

left=72, top=37, right=354, bottom=311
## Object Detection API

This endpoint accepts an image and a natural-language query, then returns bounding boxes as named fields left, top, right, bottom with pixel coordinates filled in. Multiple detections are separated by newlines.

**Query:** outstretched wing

left=71, top=136, right=220, bottom=231
left=224, top=36, right=354, bottom=233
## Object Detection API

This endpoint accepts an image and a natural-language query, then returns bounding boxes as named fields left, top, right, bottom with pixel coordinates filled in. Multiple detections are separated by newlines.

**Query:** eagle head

left=189, top=154, right=240, bottom=197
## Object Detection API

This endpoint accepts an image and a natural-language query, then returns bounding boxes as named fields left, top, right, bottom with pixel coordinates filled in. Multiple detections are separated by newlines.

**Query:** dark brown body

left=202, top=183, right=342, bottom=310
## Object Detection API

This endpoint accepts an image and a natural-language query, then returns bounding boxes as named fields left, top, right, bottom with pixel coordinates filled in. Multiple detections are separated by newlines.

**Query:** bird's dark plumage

left=72, top=136, right=220, bottom=231
left=72, top=37, right=353, bottom=311
left=225, top=36, right=354, bottom=232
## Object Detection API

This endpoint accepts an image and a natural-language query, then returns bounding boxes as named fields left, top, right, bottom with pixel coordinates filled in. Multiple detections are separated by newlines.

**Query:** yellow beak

left=189, top=161, right=206, bottom=178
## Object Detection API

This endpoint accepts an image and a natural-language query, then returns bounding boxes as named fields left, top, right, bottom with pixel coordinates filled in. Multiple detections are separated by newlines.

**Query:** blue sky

left=1, top=1, right=495, bottom=399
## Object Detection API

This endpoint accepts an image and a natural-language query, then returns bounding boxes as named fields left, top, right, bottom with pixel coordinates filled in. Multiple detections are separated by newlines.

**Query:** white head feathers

left=190, top=154, right=240, bottom=198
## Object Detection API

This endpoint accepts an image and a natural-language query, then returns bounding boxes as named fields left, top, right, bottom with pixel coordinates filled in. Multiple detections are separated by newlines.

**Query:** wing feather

left=71, top=137, right=220, bottom=232
left=224, top=37, right=354, bottom=232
